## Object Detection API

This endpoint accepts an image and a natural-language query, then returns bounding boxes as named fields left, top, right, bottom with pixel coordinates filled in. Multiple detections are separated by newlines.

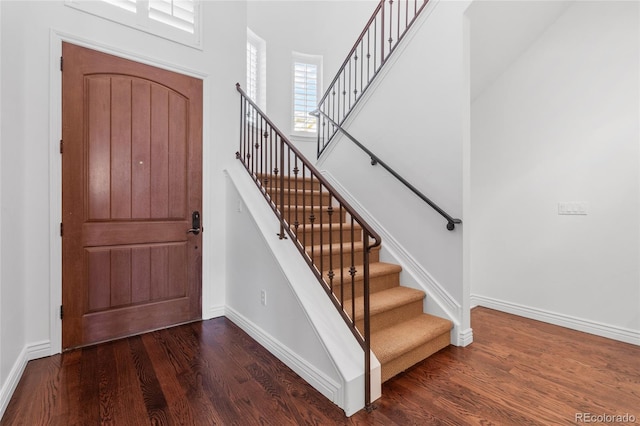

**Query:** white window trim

left=291, top=51, right=322, bottom=138
left=247, top=28, right=267, bottom=112
left=65, top=0, right=202, bottom=50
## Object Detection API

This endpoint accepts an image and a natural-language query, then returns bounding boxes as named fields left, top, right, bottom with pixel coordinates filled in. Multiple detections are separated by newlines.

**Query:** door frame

left=49, top=30, right=213, bottom=354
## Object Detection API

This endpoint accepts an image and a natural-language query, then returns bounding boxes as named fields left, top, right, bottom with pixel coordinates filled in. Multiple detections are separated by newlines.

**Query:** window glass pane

left=247, top=42, right=258, bottom=102
left=149, top=0, right=195, bottom=33
left=293, top=62, right=318, bottom=132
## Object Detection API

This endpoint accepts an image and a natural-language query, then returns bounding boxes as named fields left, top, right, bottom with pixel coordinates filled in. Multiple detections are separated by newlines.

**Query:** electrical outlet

left=260, top=290, right=267, bottom=306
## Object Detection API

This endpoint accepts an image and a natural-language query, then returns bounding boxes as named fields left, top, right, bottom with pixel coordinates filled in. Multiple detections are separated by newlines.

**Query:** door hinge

left=60, top=140, right=63, bottom=154
left=60, top=222, right=64, bottom=237
left=60, top=56, right=63, bottom=72
left=60, top=305, right=64, bottom=320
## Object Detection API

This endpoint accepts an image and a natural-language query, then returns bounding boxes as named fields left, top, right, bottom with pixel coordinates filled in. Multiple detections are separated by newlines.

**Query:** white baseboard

left=0, top=340, right=52, bottom=419
left=224, top=306, right=341, bottom=405
left=202, top=304, right=225, bottom=320
left=454, top=327, right=474, bottom=347
left=471, top=295, right=640, bottom=346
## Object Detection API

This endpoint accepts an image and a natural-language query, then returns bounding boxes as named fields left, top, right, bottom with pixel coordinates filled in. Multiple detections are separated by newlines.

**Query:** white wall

left=0, top=0, right=247, bottom=415
left=317, top=0, right=472, bottom=342
left=0, top=0, right=28, bottom=410
left=224, top=163, right=380, bottom=416
left=246, top=0, right=377, bottom=159
left=470, top=1, right=640, bottom=344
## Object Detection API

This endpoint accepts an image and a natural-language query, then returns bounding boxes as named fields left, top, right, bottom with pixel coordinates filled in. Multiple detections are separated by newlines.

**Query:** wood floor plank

left=111, top=338, right=157, bottom=425
left=2, top=307, right=639, bottom=425
left=128, top=335, right=173, bottom=425
left=78, top=345, right=101, bottom=425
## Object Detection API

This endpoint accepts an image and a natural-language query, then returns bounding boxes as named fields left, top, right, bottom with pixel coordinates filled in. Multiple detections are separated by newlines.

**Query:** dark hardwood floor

left=2, top=307, right=639, bottom=425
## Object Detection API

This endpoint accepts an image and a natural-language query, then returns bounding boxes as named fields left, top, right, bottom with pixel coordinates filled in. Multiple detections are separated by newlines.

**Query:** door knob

left=187, top=211, right=201, bottom=235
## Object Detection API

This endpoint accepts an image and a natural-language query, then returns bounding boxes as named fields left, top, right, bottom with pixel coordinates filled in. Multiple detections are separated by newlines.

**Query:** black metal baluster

left=302, top=164, right=307, bottom=250
left=237, top=95, right=243, bottom=162
left=285, top=146, right=291, bottom=225
left=339, top=204, right=345, bottom=307
left=342, top=72, right=347, bottom=123
left=388, top=0, right=394, bottom=55
left=366, top=28, right=371, bottom=84
left=349, top=215, right=356, bottom=324
left=309, top=174, right=315, bottom=264
left=359, top=42, right=364, bottom=99
left=293, top=161, right=300, bottom=240
left=348, top=55, right=352, bottom=111
left=245, top=100, right=250, bottom=168
left=362, top=231, right=371, bottom=413
left=406, top=0, right=410, bottom=31
left=397, top=0, right=401, bottom=43
left=319, top=183, right=324, bottom=282
left=327, top=203, right=334, bottom=293
left=278, top=137, right=285, bottom=239
left=381, top=0, right=386, bottom=63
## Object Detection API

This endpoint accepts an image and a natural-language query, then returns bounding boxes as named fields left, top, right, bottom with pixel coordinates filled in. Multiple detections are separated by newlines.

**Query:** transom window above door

left=66, top=0, right=202, bottom=48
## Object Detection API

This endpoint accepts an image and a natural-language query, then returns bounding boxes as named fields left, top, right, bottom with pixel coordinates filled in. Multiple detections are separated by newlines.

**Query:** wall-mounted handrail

left=236, top=83, right=381, bottom=409
left=312, top=109, right=462, bottom=231
left=317, top=0, right=431, bottom=158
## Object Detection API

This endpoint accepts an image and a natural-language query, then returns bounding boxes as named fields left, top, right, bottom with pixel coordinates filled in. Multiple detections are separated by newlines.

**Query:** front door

left=61, top=43, right=203, bottom=349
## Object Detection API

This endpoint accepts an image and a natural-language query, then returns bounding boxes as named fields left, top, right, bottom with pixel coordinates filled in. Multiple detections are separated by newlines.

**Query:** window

left=292, top=52, right=322, bottom=135
left=149, top=0, right=197, bottom=34
left=246, top=28, right=266, bottom=111
left=66, top=0, right=201, bottom=48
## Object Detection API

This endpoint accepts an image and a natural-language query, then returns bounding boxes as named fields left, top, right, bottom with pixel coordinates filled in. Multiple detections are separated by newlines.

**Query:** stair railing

left=313, top=109, right=462, bottom=231
left=317, top=0, right=431, bottom=157
left=236, top=83, right=381, bottom=409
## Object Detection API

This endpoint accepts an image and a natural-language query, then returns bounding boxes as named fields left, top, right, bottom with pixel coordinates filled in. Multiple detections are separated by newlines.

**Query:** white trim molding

left=472, top=295, right=640, bottom=346
left=0, top=340, right=51, bottom=418
left=203, top=305, right=225, bottom=320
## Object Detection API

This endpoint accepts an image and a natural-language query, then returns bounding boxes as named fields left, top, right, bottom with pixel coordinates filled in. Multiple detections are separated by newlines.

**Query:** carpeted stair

left=261, top=174, right=452, bottom=382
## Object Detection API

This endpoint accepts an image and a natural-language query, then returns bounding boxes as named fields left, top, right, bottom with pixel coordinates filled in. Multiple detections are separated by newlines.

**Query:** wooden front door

left=62, top=43, right=203, bottom=350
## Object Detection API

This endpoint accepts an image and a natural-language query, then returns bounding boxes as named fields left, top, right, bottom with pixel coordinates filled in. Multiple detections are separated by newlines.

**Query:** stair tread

left=371, top=314, right=453, bottom=364
left=349, top=286, right=425, bottom=320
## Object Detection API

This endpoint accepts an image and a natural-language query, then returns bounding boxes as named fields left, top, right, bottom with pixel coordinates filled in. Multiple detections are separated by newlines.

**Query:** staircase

left=265, top=174, right=453, bottom=383
left=236, top=0, right=456, bottom=402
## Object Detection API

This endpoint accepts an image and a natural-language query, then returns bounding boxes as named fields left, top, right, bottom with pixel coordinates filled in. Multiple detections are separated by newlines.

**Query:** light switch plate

left=558, top=202, right=588, bottom=215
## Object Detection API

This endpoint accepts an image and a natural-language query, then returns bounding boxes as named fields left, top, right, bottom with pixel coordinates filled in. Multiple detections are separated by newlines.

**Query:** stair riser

left=294, top=227, right=363, bottom=245
left=381, top=332, right=450, bottom=383
left=267, top=189, right=332, bottom=207
left=356, top=300, right=424, bottom=334
left=282, top=208, right=344, bottom=224
left=329, top=272, right=400, bottom=300
left=309, top=247, right=380, bottom=270
left=257, top=174, right=323, bottom=191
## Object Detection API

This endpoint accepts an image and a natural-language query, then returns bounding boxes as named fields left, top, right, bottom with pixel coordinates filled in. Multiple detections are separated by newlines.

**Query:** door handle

left=187, top=211, right=201, bottom=235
